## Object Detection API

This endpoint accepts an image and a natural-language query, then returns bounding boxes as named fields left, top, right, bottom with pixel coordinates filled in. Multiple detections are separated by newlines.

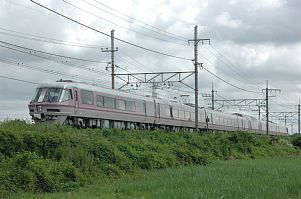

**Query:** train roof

left=36, top=81, right=192, bottom=108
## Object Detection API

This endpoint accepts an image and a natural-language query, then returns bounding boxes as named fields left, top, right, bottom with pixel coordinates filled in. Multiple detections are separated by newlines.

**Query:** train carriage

left=28, top=80, right=288, bottom=136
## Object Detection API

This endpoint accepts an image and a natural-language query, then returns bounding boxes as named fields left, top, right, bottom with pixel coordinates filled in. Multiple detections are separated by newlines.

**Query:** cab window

left=81, top=89, right=94, bottom=105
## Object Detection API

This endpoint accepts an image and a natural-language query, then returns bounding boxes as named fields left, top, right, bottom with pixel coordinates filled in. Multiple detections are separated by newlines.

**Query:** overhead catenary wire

left=197, top=53, right=263, bottom=93
left=0, top=40, right=106, bottom=63
left=117, top=49, right=156, bottom=73
left=4, top=0, right=46, bottom=14
left=9, top=1, right=271, bottom=100
left=30, top=0, right=192, bottom=61
left=201, top=65, right=262, bottom=94
left=196, top=44, right=263, bottom=92
left=131, top=0, right=195, bottom=26
left=0, top=43, right=112, bottom=77
left=115, top=54, right=147, bottom=73
left=0, top=27, right=105, bottom=49
left=0, top=57, right=111, bottom=87
left=206, top=44, right=264, bottom=89
left=62, top=0, right=187, bottom=46
left=85, top=0, right=189, bottom=42
left=0, top=75, right=38, bottom=85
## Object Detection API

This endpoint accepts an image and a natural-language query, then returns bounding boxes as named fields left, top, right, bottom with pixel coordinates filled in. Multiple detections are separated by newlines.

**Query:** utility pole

left=258, top=105, right=261, bottom=120
left=211, top=82, right=215, bottom=110
left=188, top=26, right=210, bottom=132
left=266, top=80, right=269, bottom=136
left=298, top=99, right=300, bottom=134
left=101, top=30, right=118, bottom=89
left=268, top=111, right=297, bottom=128
left=262, top=80, right=281, bottom=136
left=194, top=26, right=199, bottom=132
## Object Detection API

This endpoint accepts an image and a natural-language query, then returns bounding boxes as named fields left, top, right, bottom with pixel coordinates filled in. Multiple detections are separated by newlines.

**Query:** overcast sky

left=0, top=0, right=300, bottom=133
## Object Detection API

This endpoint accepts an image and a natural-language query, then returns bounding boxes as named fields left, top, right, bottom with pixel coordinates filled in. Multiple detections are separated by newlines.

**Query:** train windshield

left=31, top=87, right=63, bottom=103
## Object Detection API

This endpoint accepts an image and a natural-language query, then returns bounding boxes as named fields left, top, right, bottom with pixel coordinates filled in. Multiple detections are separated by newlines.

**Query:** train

left=28, top=80, right=288, bottom=136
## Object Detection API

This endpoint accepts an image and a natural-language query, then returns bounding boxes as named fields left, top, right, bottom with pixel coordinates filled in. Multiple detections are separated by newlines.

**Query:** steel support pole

left=194, top=26, right=198, bottom=132
left=266, top=80, right=269, bottom=136
left=298, top=100, right=300, bottom=134
left=111, top=30, right=115, bottom=89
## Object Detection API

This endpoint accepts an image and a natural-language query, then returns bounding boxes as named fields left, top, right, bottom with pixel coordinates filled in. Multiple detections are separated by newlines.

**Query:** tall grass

left=12, top=156, right=301, bottom=199
left=0, top=120, right=300, bottom=197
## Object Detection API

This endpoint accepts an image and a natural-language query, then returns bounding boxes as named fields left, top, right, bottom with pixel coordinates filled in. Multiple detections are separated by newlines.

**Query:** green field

left=1, top=120, right=301, bottom=198
left=12, top=156, right=301, bottom=199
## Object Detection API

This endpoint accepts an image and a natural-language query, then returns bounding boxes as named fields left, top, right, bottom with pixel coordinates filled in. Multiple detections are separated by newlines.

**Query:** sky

left=0, top=0, right=300, bottom=133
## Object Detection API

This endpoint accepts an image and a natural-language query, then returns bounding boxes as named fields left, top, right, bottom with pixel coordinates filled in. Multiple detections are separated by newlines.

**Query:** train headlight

left=37, top=106, right=42, bottom=112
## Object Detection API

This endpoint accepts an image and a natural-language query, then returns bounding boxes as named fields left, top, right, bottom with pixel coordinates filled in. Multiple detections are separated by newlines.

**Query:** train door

left=248, top=121, right=252, bottom=131
left=156, top=103, right=160, bottom=119
left=169, top=105, right=173, bottom=119
left=142, top=100, right=147, bottom=120
left=153, top=100, right=160, bottom=124
left=74, top=88, right=79, bottom=113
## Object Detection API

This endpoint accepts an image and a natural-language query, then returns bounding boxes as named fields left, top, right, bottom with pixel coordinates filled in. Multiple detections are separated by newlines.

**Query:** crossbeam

left=115, top=71, right=195, bottom=89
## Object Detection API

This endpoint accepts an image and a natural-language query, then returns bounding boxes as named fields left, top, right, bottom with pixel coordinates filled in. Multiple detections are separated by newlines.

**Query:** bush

left=292, top=136, right=301, bottom=148
left=0, top=120, right=299, bottom=196
left=3, top=152, right=82, bottom=193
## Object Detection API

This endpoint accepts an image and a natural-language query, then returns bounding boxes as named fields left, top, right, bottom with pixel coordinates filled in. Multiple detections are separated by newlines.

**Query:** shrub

left=0, top=120, right=299, bottom=196
left=292, top=136, right=301, bottom=148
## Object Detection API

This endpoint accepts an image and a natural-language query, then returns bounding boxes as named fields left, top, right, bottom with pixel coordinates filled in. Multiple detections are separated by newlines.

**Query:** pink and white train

left=28, top=80, right=288, bottom=136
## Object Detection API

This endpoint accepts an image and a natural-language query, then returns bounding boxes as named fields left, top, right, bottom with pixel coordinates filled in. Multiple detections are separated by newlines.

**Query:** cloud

left=215, top=12, right=242, bottom=29
left=0, top=0, right=300, bottom=132
left=198, top=0, right=301, bottom=45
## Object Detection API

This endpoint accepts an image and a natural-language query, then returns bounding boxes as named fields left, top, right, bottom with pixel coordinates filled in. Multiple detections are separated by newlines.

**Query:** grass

left=1, top=120, right=301, bottom=197
left=11, top=156, right=301, bottom=199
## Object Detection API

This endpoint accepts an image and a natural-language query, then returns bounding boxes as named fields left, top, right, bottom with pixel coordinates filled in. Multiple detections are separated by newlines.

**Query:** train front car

left=28, top=82, right=74, bottom=124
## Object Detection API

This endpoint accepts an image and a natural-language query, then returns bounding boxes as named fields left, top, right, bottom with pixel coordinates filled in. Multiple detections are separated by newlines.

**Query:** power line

left=131, top=0, right=194, bottom=26
left=197, top=53, right=262, bottom=93
left=115, top=53, right=149, bottom=73
left=0, top=40, right=106, bottom=63
left=0, top=27, right=105, bottom=49
left=90, top=0, right=188, bottom=42
left=201, top=65, right=262, bottom=94
left=3, top=0, right=46, bottom=14
left=30, top=0, right=191, bottom=61
left=0, top=57, right=110, bottom=86
left=207, top=44, right=264, bottom=88
left=0, top=43, right=111, bottom=77
left=62, top=0, right=186, bottom=45
left=195, top=43, right=262, bottom=92
left=0, top=75, right=38, bottom=85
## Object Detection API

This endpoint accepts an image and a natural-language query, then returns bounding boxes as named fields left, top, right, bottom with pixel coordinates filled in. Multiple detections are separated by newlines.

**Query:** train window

left=184, top=111, right=191, bottom=119
left=116, top=99, right=126, bottom=110
left=126, top=100, right=136, bottom=111
left=43, top=88, right=63, bottom=102
left=69, top=89, right=73, bottom=100
left=169, top=106, right=173, bottom=118
left=173, top=109, right=179, bottom=118
left=31, top=88, right=42, bottom=102
left=81, top=90, right=94, bottom=105
left=104, top=96, right=116, bottom=109
left=214, top=116, right=218, bottom=123
left=179, top=110, right=184, bottom=119
left=75, top=91, right=78, bottom=101
left=143, top=101, right=146, bottom=113
left=61, top=89, right=72, bottom=102
left=191, top=112, right=195, bottom=120
left=96, top=95, right=103, bottom=107
left=165, top=108, right=171, bottom=117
